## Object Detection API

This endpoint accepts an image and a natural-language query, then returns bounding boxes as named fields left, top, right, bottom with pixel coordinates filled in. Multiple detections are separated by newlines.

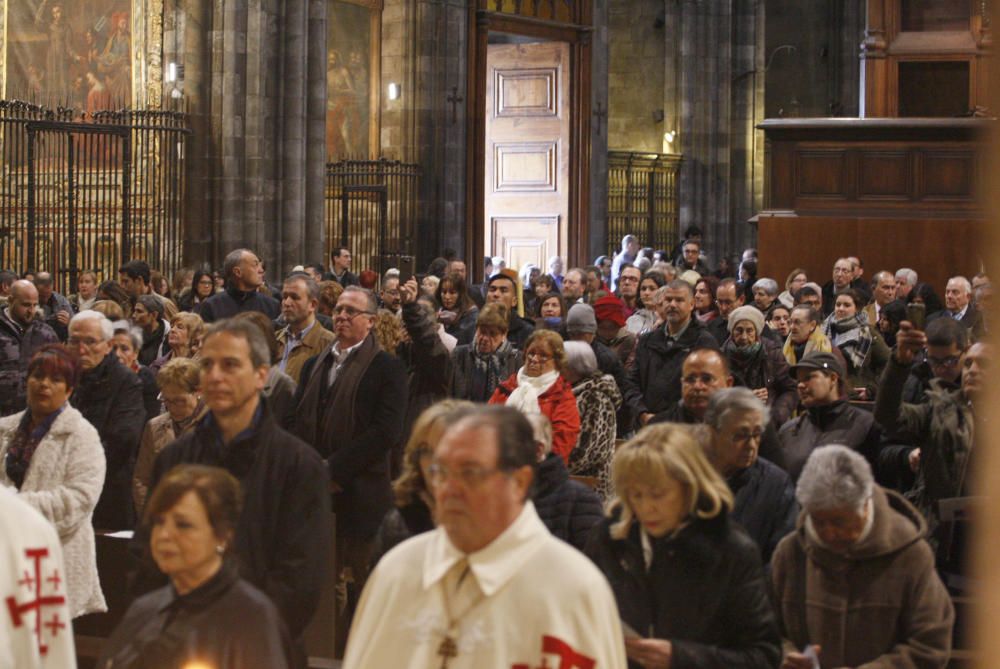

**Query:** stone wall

left=607, top=0, right=665, bottom=152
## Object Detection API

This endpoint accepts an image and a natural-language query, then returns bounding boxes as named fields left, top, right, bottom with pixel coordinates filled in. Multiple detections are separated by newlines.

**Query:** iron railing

left=324, top=158, right=420, bottom=276
left=0, top=100, right=190, bottom=295
left=607, top=151, right=682, bottom=256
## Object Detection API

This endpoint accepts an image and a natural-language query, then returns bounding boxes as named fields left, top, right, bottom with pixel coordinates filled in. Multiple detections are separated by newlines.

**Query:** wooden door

left=485, top=42, right=570, bottom=272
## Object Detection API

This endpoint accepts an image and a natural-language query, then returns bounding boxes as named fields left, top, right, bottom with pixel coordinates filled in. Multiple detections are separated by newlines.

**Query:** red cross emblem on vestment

left=5, top=548, right=67, bottom=656
left=511, top=634, right=597, bottom=669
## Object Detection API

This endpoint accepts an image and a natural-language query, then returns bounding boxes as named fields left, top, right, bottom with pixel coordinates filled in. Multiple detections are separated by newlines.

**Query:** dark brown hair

left=144, top=464, right=243, bottom=542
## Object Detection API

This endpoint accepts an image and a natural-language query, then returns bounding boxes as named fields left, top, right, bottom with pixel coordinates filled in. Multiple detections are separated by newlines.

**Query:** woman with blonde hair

left=150, top=311, right=205, bottom=374
left=585, top=423, right=781, bottom=669
left=371, top=400, right=475, bottom=564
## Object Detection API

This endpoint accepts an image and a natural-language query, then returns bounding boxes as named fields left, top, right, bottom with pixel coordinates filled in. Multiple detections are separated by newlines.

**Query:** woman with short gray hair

left=562, top=341, right=620, bottom=500
left=772, top=445, right=954, bottom=669
left=704, top=388, right=796, bottom=563
left=751, top=278, right=780, bottom=319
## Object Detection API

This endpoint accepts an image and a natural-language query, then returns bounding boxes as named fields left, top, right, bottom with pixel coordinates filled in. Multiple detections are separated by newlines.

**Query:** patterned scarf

left=823, top=313, right=873, bottom=373
left=4, top=405, right=65, bottom=489
left=471, top=340, right=514, bottom=402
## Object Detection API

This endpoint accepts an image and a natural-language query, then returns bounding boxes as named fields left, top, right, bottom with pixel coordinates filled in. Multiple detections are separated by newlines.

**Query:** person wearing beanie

left=593, top=295, right=635, bottom=369
left=566, top=303, right=631, bottom=436
left=722, top=305, right=798, bottom=427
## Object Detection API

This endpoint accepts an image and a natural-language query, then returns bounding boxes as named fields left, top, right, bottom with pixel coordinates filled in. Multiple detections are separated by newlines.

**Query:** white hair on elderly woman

left=702, top=387, right=770, bottom=431
left=563, top=341, right=599, bottom=379
left=796, top=445, right=874, bottom=513
left=752, top=277, right=779, bottom=296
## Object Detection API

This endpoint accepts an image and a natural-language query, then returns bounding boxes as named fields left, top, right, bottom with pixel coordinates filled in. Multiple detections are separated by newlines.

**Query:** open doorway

left=483, top=33, right=570, bottom=274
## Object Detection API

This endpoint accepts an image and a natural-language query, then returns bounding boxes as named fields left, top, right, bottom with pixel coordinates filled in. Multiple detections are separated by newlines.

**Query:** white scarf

left=505, top=368, right=560, bottom=415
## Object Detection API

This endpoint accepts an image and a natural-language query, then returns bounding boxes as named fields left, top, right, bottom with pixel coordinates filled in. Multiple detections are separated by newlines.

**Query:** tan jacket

left=132, top=403, right=209, bottom=513
left=771, top=487, right=954, bottom=668
left=276, top=319, right=335, bottom=385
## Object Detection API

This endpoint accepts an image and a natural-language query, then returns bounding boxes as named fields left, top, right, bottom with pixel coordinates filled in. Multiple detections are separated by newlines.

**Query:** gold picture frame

left=0, top=0, right=163, bottom=109
left=326, top=0, right=381, bottom=159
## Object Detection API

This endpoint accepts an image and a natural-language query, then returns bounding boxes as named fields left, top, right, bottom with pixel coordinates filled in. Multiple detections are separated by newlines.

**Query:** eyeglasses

left=427, top=463, right=506, bottom=487
left=730, top=429, right=764, bottom=444
left=333, top=305, right=374, bottom=318
left=526, top=351, right=552, bottom=362
left=158, top=394, right=192, bottom=408
left=68, top=336, right=103, bottom=348
left=927, top=355, right=961, bottom=368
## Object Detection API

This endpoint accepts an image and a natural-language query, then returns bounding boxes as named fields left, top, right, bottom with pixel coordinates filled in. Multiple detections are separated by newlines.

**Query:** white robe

left=344, top=501, right=628, bottom=668
left=0, top=487, right=76, bottom=669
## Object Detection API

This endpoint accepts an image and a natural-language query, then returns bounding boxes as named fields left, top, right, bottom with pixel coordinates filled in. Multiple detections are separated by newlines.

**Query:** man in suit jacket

left=293, top=286, right=408, bottom=653
left=927, top=276, right=982, bottom=335
left=863, top=271, right=898, bottom=326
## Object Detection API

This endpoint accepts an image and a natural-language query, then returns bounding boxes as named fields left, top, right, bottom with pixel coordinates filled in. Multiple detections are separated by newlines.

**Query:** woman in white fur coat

left=0, top=345, right=107, bottom=618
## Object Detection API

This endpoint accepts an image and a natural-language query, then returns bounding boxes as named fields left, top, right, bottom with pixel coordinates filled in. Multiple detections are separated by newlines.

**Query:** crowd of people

left=0, top=228, right=987, bottom=668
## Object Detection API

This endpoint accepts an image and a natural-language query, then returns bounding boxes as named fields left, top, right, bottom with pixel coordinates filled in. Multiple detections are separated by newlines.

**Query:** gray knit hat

left=727, top=305, right=766, bottom=334
left=566, top=303, right=597, bottom=334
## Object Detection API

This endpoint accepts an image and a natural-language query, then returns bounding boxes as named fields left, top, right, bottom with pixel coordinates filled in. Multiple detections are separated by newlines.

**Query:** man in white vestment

left=343, top=405, right=628, bottom=668
left=0, top=486, right=76, bottom=669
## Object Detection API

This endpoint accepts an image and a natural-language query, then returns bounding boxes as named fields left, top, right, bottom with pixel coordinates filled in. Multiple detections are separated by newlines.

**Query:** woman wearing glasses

left=585, top=422, right=781, bottom=669
left=489, top=329, right=580, bottom=464
left=702, top=388, right=797, bottom=564
left=132, top=357, right=208, bottom=513
left=0, top=345, right=107, bottom=618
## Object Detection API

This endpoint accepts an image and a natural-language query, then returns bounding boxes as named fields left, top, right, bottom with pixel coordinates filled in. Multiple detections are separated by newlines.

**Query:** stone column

left=175, top=0, right=326, bottom=274
left=589, top=0, right=610, bottom=262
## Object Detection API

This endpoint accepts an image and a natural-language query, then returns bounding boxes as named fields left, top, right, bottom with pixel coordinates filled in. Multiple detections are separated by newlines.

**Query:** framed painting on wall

left=326, top=0, right=381, bottom=159
left=0, top=0, right=163, bottom=109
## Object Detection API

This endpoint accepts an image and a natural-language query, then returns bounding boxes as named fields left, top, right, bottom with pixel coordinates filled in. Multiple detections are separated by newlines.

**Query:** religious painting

left=2, top=0, right=132, bottom=110
left=326, top=0, right=381, bottom=159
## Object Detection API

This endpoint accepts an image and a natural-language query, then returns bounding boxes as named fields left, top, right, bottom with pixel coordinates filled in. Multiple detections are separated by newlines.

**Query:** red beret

left=593, top=295, right=626, bottom=328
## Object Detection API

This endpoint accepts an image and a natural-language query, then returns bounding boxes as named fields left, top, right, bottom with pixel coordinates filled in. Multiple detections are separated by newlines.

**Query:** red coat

left=489, top=374, right=581, bottom=464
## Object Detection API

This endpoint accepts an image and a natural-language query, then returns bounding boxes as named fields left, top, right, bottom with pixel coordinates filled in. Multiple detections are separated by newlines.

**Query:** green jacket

left=874, top=356, right=975, bottom=531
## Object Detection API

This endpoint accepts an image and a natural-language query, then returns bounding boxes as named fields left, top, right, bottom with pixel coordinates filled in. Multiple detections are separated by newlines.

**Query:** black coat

left=586, top=512, right=782, bottom=669
left=532, top=453, right=604, bottom=551
left=97, top=563, right=293, bottom=669
left=71, top=352, right=145, bottom=530
left=295, top=349, right=408, bottom=540
left=728, top=457, right=798, bottom=564
left=507, top=313, right=536, bottom=350
left=623, top=320, right=719, bottom=424
left=397, top=302, right=452, bottom=443
left=776, top=399, right=882, bottom=481
left=150, top=402, right=332, bottom=639
left=197, top=286, right=280, bottom=323
left=371, top=500, right=435, bottom=566
left=137, top=321, right=168, bottom=367
left=590, top=339, right=632, bottom=436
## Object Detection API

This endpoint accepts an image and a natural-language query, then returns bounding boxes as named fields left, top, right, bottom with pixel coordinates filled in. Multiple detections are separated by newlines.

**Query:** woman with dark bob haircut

left=97, top=464, right=294, bottom=669
left=0, top=344, right=107, bottom=618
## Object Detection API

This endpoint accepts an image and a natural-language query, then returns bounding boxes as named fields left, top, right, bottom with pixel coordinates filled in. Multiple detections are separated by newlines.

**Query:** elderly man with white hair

left=67, top=310, right=145, bottom=530
left=928, top=275, right=982, bottom=334
left=771, top=445, right=954, bottom=669
left=895, top=267, right=919, bottom=300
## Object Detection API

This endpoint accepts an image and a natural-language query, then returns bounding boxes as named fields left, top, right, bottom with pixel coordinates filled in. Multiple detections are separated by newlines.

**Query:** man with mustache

left=623, top=279, right=718, bottom=428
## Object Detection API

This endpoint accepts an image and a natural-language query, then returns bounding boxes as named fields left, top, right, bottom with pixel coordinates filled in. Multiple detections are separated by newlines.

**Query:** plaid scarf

left=471, top=340, right=514, bottom=402
left=823, top=313, right=873, bottom=374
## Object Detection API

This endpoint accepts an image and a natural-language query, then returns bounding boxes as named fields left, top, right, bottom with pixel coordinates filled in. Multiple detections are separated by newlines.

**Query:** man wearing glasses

left=343, top=406, right=626, bottom=669
left=293, top=285, right=408, bottom=653
left=67, top=310, right=145, bottom=530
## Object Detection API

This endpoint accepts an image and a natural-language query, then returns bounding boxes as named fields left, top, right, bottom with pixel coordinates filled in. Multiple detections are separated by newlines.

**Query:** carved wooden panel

left=918, top=149, right=976, bottom=200
left=495, top=68, right=559, bottom=117
left=796, top=150, right=847, bottom=198
left=490, top=215, right=561, bottom=271
left=493, top=141, right=558, bottom=192
left=858, top=150, right=911, bottom=200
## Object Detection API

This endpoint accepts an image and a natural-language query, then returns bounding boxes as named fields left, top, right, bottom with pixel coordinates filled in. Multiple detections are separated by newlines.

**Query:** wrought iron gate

left=0, top=101, right=190, bottom=294
left=325, top=158, right=420, bottom=277
left=607, top=151, right=682, bottom=256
